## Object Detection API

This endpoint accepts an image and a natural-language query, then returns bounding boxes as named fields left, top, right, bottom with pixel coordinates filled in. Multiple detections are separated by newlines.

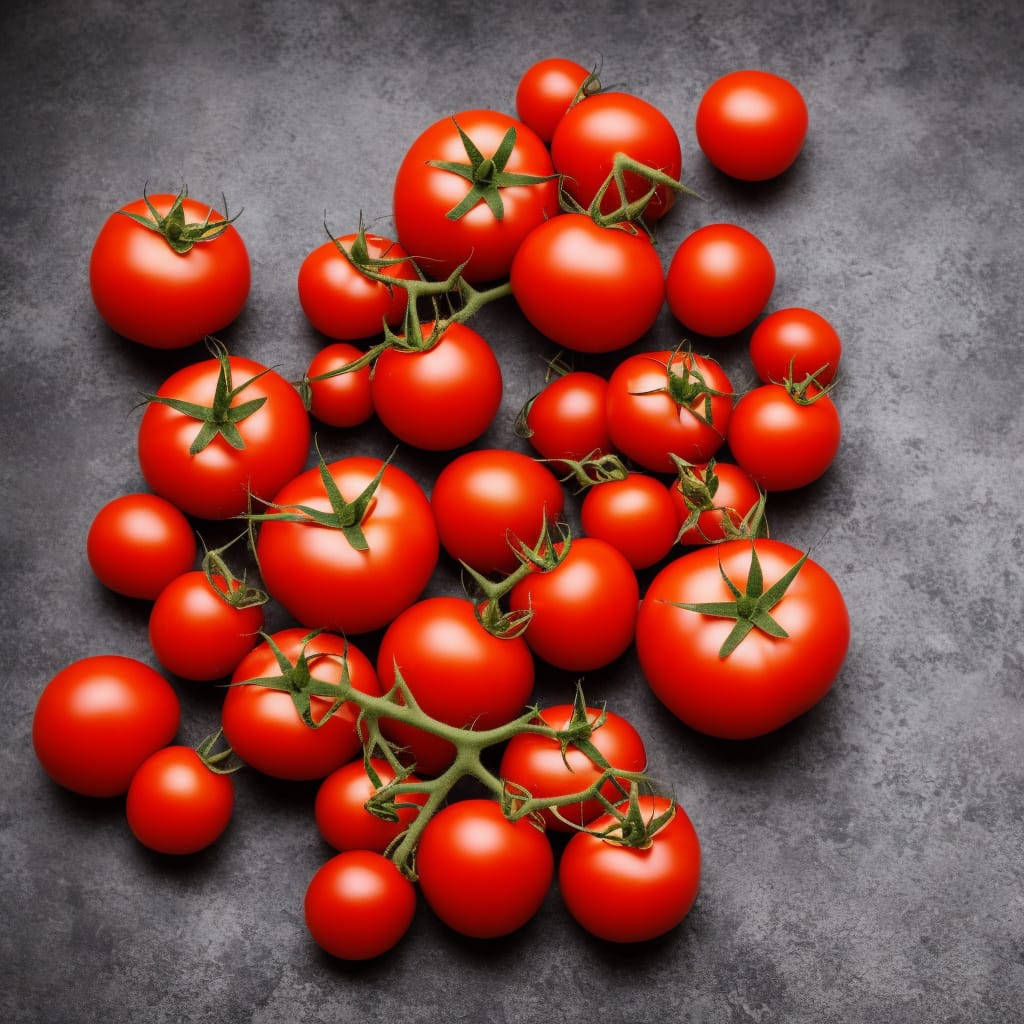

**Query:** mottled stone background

left=2, top=1, right=1022, bottom=1021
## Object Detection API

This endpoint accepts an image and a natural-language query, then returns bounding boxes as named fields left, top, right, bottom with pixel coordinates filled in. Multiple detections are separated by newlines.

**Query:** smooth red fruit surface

left=749, top=307, right=841, bottom=386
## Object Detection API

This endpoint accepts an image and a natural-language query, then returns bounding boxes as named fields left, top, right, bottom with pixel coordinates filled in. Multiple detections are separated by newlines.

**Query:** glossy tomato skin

left=371, top=322, right=503, bottom=451
left=148, top=572, right=263, bottom=681
left=137, top=353, right=311, bottom=520
left=551, top=91, right=682, bottom=222
left=665, top=223, right=775, bottom=337
left=416, top=799, right=554, bottom=938
left=580, top=473, right=680, bottom=569
left=375, top=596, right=535, bottom=776
left=696, top=70, right=808, bottom=181
left=255, top=456, right=438, bottom=635
left=392, top=109, right=558, bottom=284
left=515, top=57, right=591, bottom=143
left=605, top=349, right=734, bottom=473
left=727, top=383, right=841, bottom=491
left=499, top=704, right=647, bottom=831
left=125, top=745, right=235, bottom=854
left=305, top=850, right=416, bottom=960
left=222, top=628, right=382, bottom=781
left=430, top=448, right=564, bottom=576
left=508, top=537, right=639, bottom=672
left=297, top=233, right=416, bottom=340
left=511, top=214, right=665, bottom=353
left=33, top=655, right=180, bottom=797
left=90, top=193, right=250, bottom=349
left=86, top=492, right=197, bottom=599
left=521, top=370, right=613, bottom=468
left=749, top=307, right=842, bottom=386
left=636, top=540, right=850, bottom=739
left=304, top=342, right=374, bottom=428
left=670, top=460, right=762, bottom=545
left=559, top=795, right=701, bottom=942
left=315, top=758, right=427, bottom=853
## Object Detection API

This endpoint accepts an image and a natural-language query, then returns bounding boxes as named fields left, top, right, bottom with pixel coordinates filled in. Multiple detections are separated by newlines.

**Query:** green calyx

left=669, top=454, right=769, bottom=543
left=194, top=729, right=245, bottom=775
left=782, top=360, right=840, bottom=404
left=142, top=337, right=269, bottom=455
left=631, top=344, right=735, bottom=429
left=428, top=117, right=558, bottom=221
left=200, top=533, right=268, bottom=610
left=664, top=544, right=809, bottom=658
left=117, top=184, right=241, bottom=254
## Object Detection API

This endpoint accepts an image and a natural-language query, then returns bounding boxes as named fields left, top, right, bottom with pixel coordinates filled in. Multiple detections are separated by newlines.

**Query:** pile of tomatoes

left=33, top=59, right=851, bottom=959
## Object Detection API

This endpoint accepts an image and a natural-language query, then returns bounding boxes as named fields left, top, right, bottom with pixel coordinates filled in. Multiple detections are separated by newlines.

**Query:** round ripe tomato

left=137, top=348, right=311, bottom=520
left=148, top=571, right=263, bottom=681
left=33, top=655, right=180, bottom=797
left=315, top=758, right=427, bottom=853
left=515, top=57, right=592, bottom=143
left=86, top=492, right=196, bottom=600
left=430, top=448, right=564, bottom=576
left=695, top=69, right=808, bottom=181
left=415, top=799, right=554, bottom=938
left=520, top=370, right=613, bottom=468
left=305, top=850, right=416, bottom=960
left=304, top=342, right=375, bottom=428
left=392, top=109, right=559, bottom=284
left=297, top=232, right=417, bottom=340
left=727, top=382, right=841, bottom=491
left=551, top=91, right=682, bottom=222
left=605, top=348, right=734, bottom=473
left=749, top=307, right=842, bottom=386
left=125, top=745, right=235, bottom=854
left=222, top=628, right=382, bottom=781
left=375, top=596, right=535, bottom=776
left=371, top=322, right=503, bottom=451
left=508, top=536, right=639, bottom=672
left=499, top=704, right=646, bottom=831
left=580, top=473, right=679, bottom=569
left=559, top=795, right=701, bottom=942
left=511, top=214, right=665, bottom=353
left=670, top=459, right=762, bottom=545
left=254, top=456, right=438, bottom=635
left=665, top=223, right=776, bottom=338
left=636, top=539, right=850, bottom=739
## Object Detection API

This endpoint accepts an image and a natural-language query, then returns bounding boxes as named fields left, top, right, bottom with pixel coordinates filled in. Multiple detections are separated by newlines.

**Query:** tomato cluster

left=39, top=58, right=850, bottom=960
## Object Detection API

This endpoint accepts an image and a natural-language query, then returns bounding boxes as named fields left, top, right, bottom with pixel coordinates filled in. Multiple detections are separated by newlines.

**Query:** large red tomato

left=90, top=189, right=250, bottom=349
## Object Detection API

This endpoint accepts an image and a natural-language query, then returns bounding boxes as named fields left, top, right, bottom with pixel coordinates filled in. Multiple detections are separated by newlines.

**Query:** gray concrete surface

left=2, top=0, right=1022, bottom=1021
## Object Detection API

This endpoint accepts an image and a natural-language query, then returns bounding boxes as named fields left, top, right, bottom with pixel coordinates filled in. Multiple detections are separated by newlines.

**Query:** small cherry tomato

left=515, top=57, right=592, bottom=143
left=519, top=369, right=613, bottom=469
left=749, top=307, right=842, bottom=386
left=669, top=459, right=763, bottom=545
left=304, top=342, right=375, bottom=428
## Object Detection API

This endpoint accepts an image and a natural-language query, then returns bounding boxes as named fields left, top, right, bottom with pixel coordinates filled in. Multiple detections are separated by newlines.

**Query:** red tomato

left=125, top=745, right=235, bottom=854
left=515, top=57, right=592, bottom=143
left=605, top=348, right=734, bottom=473
left=32, top=655, right=180, bottom=797
left=304, top=342, right=375, bottom=428
left=86, top=492, right=196, bottom=599
left=498, top=703, right=646, bottom=831
left=392, top=109, right=559, bottom=283
left=727, top=382, right=841, bottom=491
left=508, top=536, right=639, bottom=672
left=254, top=455, right=438, bottom=634
left=222, top=628, right=382, bottom=781
left=519, top=369, right=613, bottom=468
left=669, top=459, right=763, bottom=545
left=148, top=571, right=263, bottom=681
left=550, top=91, right=682, bottom=221
left=305, top=850, right=416, bottom=960
left=511, top=214, right=665, bottom=353
left=375, top=596, right=535, bottom=776
left=749, top=306, right=842, bottom=386
left=559, top=795, right=701, bottom=942
left=137, top=347, right=311, bottom=520
left=636, top=539, right=850, bottom=738
left=580, top=473, right=679, bottom=569
left=665, top=223, right=775, bottom=337
left=89, top=190, right=250, bottom=349
left=696, top=70, right=808, bottom=181
left=297, top=232, right=416, bottom=340
left=371, top=322, right=503, bottom=451
left=430, top=448, right=564, bottom=576
left=415, top=799, right=554, bottom=938
left=315, top=758, right=427, bottom=853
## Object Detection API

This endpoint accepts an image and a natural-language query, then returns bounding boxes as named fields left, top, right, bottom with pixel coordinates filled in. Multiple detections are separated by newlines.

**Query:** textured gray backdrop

left=2, top=1, right=1022, bottom=1022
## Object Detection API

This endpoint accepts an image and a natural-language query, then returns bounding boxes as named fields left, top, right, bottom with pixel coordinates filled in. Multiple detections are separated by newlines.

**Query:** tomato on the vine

left=303, top=342, right=375, bottom=428
left=515, top=57, right=593, bottom=143
left=749, top=306, right=842, bottom=386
